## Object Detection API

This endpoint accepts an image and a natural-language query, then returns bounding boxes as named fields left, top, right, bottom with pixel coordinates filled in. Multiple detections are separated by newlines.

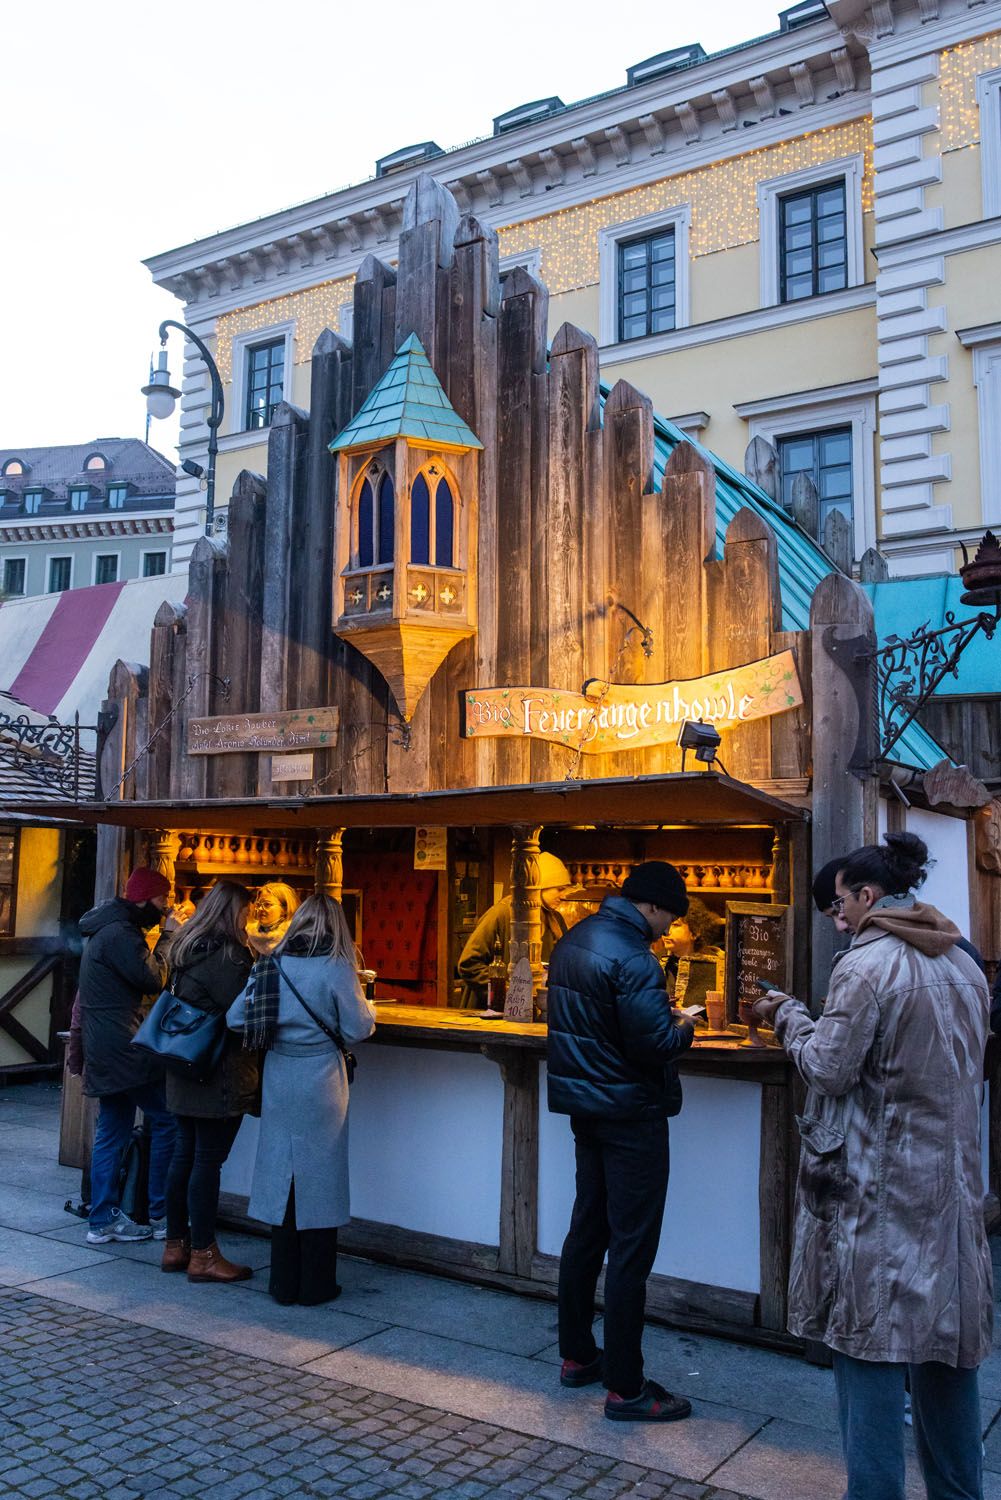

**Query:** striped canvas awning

left=0, top=576, right=184, bottom=725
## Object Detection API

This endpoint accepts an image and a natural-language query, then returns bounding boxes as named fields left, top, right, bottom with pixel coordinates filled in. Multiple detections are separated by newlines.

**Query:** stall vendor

left=660, top=897, right=725, bottom=1013
left=456, top=853, right=581, bottom=1009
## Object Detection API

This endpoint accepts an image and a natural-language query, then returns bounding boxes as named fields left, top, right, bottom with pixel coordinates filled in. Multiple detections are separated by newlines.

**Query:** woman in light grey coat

left=227, top=894, right=375, bottom=1305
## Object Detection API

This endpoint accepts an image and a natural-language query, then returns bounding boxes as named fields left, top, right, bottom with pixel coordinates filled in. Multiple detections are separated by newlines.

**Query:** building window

left=244, top=339, right=286, bottom=431
left=778, top=427, right=853, bottom=533
left=2, top=558, right=25, bottom=596
left=0, top=826, right=18, bottom=935
left=84, top=453, right=107, bottom=471
left=778, top=180, right=848, bottom=302
left=410, top=464, right=456, bottom=566
left=356, top=465, right=395, bottom=569
left=47, top=557, right=71, bottom=593
left=108, top=484, right=128, bottom=509
left=977, top=68, right=1001, bottom=219
left=69, top=487, right=90, bottom=512
left=142, top=551, right=167, bottom=578
left=94, top=555, right=119, bottom=585
left=23, top=491, right=43, bottom=515
left=597, top=207, right=691, bottom=347
left=2, top=459, right=24, bottom=477
left=617, top=229, right=677, bottom=342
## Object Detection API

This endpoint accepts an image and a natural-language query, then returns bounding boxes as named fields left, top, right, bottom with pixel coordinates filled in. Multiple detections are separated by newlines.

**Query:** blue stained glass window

left=411, top=474, right=430, bottom=564
left=358, top=479, right=374, bottom=568
left=377, top=474, right=395, bottom=565
left=434, top=478, right=454, bottom=567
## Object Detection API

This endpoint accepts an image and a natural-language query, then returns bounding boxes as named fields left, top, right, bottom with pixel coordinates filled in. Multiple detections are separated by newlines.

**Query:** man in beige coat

left=755, top=831, right=991, bottom=1500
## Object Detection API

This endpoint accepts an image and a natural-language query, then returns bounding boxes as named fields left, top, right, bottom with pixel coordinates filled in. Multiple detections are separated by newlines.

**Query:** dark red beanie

left=124, top=867, right=171, bottom=904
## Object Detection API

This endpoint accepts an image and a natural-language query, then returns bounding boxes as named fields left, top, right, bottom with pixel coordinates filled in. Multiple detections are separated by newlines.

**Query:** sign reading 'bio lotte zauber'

left=462, top=650, right=802, bottom=754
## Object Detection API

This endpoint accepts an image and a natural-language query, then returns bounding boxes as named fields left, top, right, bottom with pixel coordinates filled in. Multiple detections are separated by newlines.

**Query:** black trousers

left=165, top=1114, right=242, bottom=1250
left=557, top=1115, right=670, bottom=1399
left=269, top=1182, right=340, bottom=1306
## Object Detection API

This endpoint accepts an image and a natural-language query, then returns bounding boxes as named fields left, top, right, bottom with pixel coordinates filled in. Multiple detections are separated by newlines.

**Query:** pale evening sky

left=3, top=0, right=787, bottom=461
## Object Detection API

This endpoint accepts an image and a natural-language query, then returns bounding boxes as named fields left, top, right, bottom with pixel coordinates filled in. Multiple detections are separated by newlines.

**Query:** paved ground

left=2, top=1082, right=1001, bottom=1500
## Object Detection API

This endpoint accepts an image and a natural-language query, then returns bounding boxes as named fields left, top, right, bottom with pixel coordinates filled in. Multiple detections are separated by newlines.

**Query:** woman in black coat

left=161, top=881, right=257, bottom=1283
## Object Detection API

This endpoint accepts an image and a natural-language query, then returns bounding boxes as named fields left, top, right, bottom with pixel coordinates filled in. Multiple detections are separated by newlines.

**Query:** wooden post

left=791, top=470, right=819, bottom=539
left=604, top=379, right=655, bottom=779
left=258, top=402, right=309, bottom=793
left=510, top=826, right=543, bottom=990
left=180, top=535, right=227, bottom=801
left=744, top=435, right=779, bottom=503
left=395, top=173, right=459, bottom=366
left=859, top=547, right=890, bottom=583
left=147, top=601, right=186, bottom=801
left=759, top=1080, right=795, bottom=1331
left=214, top=471, right=266, bottom=799
left=352, top=255, right=397, bottom=416
left=658, top=439, right=716, bottom=687
left=709, top=508, right=782, bottom=783
left=482, top=1046, right=540, bottom=1278
left=810, top=574, right=878, bottom=1005
left=315, top=830, right=345, bottom=901
left=822, top=509, right=854, bottom=576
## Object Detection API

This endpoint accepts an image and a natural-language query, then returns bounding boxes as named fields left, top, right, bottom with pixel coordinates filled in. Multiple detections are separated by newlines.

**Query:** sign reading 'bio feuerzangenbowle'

left=462, top=650, right=802, bottom=754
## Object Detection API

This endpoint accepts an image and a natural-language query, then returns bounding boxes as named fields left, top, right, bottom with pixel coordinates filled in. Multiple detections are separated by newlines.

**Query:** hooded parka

left=78, top=898, right=169, bottom=1097
left=773, top=899, right=992, bottom=1368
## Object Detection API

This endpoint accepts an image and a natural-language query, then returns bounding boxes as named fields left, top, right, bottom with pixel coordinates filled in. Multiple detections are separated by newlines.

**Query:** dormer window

left=23, top=491, right=43, bottom=515
left=355, top=461, right=395, bottom=568
left=2, top=459, right=25, bottom=477
left=410, top=463, right=456, bottom=567
left=69, top=487, right=91, bottom=512
left=84, top=453, right=107, bottom=471
left=108, top=484, right=129, bottom=509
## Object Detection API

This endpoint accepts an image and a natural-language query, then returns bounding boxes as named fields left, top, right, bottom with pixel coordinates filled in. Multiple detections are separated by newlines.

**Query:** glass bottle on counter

left=486, top=937, right=507, bottom=1015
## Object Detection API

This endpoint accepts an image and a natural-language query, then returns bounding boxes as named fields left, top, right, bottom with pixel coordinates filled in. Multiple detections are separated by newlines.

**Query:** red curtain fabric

left=344, top=852, right=438, bottom=1006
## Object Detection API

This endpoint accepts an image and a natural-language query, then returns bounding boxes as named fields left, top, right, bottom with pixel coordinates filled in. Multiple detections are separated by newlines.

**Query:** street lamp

left=142, top=319, right=225, bottom=535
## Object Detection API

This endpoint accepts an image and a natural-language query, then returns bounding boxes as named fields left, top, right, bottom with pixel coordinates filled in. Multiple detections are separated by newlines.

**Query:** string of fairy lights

left=213, top=32, right=997, bottom=380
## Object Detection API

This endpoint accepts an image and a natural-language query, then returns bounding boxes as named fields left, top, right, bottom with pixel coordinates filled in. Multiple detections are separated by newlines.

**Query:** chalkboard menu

left=724, top=902, right=793, bottom=1027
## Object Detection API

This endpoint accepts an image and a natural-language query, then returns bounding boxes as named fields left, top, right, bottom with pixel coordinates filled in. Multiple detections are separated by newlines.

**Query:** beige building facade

left=146, top=0, right=1001, bottom=578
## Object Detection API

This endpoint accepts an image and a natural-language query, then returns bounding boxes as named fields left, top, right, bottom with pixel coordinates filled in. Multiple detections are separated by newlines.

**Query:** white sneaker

left=148, top=1217, right=167, bottom=1240
left=86, top=1211, right=153, bottom=1244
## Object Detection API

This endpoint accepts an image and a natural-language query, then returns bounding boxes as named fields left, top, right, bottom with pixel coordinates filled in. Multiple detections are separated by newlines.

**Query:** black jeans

left=165, top=1114, right=242, bottom=1250
left=269, top=1182, right=340, bottom=1306
left=558, top=1115, right=670, bottom=1399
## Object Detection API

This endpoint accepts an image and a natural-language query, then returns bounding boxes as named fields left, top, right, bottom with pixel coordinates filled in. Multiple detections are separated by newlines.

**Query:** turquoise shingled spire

left=329, top=334, right=483, bottom=453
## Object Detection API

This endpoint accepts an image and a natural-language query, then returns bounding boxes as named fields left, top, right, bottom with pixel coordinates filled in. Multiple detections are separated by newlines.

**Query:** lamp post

left=142, top=319, right=225, bottom=535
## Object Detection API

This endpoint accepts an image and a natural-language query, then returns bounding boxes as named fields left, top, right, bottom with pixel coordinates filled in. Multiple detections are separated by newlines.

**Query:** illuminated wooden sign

left=463, top=651, right=802, bottom=754
left=188, top=708, right=339, bottom=756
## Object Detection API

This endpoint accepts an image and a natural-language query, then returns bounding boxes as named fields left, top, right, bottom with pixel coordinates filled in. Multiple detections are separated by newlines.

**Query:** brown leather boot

left=187, top=1241, right=252, bottom=1283
left=161, top=1237, right=191, bottom=1273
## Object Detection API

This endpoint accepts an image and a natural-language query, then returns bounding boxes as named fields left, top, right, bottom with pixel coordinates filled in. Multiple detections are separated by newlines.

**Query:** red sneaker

left=559, top=1352, right=604, bottom=1387
left=605, top=1379, right=692, bottom=1422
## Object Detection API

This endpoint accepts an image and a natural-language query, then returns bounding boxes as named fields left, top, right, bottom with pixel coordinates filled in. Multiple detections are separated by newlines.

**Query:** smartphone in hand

left=753, top=977, right=779, bottom=993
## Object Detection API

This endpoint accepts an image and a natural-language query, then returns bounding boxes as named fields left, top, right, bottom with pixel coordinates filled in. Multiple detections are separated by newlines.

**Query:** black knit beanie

left=621, top=861, right=689, bottom=917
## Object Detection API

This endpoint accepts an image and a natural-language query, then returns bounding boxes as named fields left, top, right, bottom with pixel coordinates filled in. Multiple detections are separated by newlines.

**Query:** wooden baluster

left=315, top=830, right=345, bottom=901
left=510, top=826, right=543, bottom=991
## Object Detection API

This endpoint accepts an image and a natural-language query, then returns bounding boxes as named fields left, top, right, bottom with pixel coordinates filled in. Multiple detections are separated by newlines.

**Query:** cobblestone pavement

left=0, top=1290, right=753, bottom=1500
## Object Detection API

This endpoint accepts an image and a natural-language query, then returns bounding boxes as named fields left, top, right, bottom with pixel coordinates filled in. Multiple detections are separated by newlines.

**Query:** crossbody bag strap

left=273, top=955, right=349, bottom=1060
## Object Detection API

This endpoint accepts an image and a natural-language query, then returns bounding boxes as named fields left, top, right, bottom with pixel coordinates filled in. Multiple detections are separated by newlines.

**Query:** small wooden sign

left=504, top=957, right=534, bottom=1023
left=463, top=651, right=802, bottom=754
left=724, top=902, right=793, bottom=1027
left=272, top=752, right=314, bottom=782
left=414, top=826, right=447, bottom=870
left=188, top=707, right=339, bottom=756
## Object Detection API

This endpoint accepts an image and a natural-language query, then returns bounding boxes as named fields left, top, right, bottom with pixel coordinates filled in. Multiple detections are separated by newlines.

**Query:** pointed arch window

left=410, top=462, right=458, bottom=567
left=355, top=462, right=395, bottom=569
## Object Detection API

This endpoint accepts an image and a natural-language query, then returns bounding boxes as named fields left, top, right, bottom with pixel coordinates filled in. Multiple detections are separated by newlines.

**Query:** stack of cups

left=704, top=990, right=726, bottom=1032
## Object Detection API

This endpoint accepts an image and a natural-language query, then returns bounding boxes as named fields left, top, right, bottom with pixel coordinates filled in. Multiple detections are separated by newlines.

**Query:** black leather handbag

left=131, top=984, right=227, bottom=1080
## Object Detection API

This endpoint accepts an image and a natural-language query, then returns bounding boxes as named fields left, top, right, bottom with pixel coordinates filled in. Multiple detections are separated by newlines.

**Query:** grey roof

left=0, top=439, right=175, bottom=503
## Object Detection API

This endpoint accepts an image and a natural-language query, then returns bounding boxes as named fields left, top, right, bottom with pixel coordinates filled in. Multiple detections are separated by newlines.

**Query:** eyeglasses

left=831, top=896, right=847, bottom=916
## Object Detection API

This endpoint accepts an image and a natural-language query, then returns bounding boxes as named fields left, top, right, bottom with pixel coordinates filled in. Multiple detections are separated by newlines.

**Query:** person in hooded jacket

left=79, top=867, right=178, bottom=1245
left=754, top=831, right=991, bottom=1500
left=547, top=860, right=695, bottom=1423
left=160, top=880, right=258, bottom=1283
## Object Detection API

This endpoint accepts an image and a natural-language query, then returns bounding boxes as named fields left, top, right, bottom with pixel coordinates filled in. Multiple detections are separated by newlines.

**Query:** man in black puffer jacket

left=547, top=861, right=695, bottom=1423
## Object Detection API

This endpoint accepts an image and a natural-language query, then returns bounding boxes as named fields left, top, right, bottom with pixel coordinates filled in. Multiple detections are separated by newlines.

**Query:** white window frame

left=499, top=247, right=542, bottom=283
left=140, top=547, right=169, bottom=579
left=91, top=551, right=121, bottom=586
left=1, top=555, right=27, bottom=596
left=598, top=206, right=691, bottom=347
left=45, top=554, right=73, bottom=593
left=740, top=385, right=877, bottom=561
left=757, top=154, right=865, bottom=309
left=229, top=320, right=295, bottom=436
left=976, top=67, right=1001, bottom=220
left=968, top=332, right=1001, bottom=527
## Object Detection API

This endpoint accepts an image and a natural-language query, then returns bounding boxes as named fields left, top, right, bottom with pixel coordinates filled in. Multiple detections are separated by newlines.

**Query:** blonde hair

left=170, top=880, right=251, bottom=970
left=254, top=882, right=300, bottom=921
left=277, top=893, right=355, bottom=960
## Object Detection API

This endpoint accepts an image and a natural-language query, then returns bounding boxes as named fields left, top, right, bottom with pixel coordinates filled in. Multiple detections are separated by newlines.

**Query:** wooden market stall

left=21, top=172, right=992, bottom=1347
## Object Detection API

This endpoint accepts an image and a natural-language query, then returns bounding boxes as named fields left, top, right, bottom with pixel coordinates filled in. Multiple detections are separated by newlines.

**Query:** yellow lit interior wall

left=0, top=827, right=62, bottom=1066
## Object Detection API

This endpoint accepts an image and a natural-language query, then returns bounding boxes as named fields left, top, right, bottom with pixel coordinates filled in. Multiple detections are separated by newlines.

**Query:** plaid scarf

left=241, top=935, right=334, bottom=1051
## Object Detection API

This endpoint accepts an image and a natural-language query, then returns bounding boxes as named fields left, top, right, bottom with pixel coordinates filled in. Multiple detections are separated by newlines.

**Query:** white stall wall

left=349, top=1045, right=504, bottom=1244
left=906, top=807, right=971, bottom=938
left=537, top=1066, right=762, bottom=1294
